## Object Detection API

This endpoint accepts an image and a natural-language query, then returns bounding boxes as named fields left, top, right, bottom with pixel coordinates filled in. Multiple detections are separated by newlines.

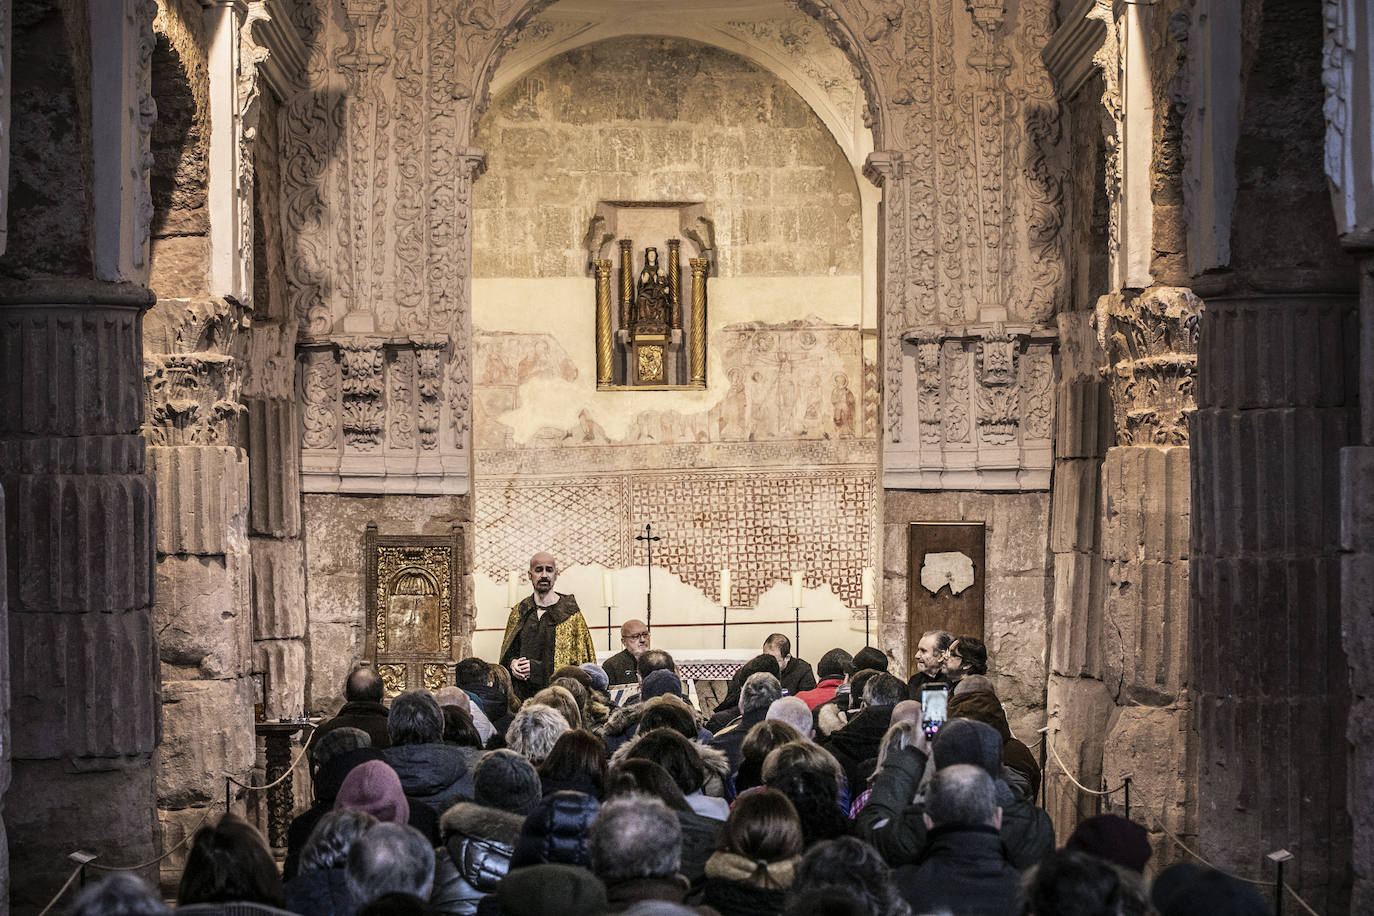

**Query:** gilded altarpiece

left=364, top=525, right=463, bottom=697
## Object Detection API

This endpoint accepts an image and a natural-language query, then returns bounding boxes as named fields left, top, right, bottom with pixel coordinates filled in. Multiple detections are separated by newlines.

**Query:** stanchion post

left=1038, top=733, right=1048, bottom=808
left=606, top=605, right=613, bottom=651
left=1267, top=849, right=1293, bottom=916
left=722, top=605, right=727, bottom=649
left=225, top=777, right=231, bottom=813
left=1123, top=776, right=1132, bottom=821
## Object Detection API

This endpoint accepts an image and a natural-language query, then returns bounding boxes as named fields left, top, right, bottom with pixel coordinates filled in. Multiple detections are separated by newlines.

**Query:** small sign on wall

left=907, top=522, right=985, bottom=672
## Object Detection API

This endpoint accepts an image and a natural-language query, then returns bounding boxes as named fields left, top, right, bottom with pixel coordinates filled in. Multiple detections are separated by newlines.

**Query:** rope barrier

left=1040, top=729, right=1129, bottom=796
left=224, top=723, right=318, bottom=791
left=1038, top=728, right=1325, bottom=915
left=87, top=806, right=214, bottom=872
left=35, top=865, right=83, bottom=916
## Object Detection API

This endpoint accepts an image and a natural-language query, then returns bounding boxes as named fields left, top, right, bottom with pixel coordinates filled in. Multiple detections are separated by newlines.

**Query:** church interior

left=1, top=0, right=1372, bottom=910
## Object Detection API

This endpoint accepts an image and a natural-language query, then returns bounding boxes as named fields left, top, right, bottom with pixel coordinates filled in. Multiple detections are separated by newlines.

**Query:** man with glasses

left=602, top=618, right=651, bottom=686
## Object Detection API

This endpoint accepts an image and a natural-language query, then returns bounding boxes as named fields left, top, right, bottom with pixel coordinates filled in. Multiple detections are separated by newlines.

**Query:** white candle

left=507, top=571, right=520, bottom=607
left=720, top=568, right=731, bottom=607
left=603, top=571, right=615, bottom=607
left=861, top=567, right=875, bottom=606
left=791, top=571, right=804, bottom=607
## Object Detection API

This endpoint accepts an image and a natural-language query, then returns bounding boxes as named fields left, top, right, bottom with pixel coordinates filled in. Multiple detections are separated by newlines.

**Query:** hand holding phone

left=921, top=685, right=949, bottom=738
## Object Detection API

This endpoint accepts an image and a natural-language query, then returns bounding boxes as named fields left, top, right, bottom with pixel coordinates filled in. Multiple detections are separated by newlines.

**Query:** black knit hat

left=641, top=669, right=683, bottom=701
left=852, top=646, right=889, bottom=673
left=1151, top=863, right=1267, bottom=916
left=1067, top=814, right=1153, bottom=873
left=931, top=718, right=1003, bottom=779
left=497, top=864, right=608, bottom=916
left=474, top=749, right=542, bottom=816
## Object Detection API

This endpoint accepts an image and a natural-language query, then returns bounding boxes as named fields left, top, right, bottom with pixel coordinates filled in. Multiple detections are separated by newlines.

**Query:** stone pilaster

left=0, top=482, right=9, bottom=916
left=0, top=281, right=161, bottom=908
left=1193, top=293, right=1356, bottom=909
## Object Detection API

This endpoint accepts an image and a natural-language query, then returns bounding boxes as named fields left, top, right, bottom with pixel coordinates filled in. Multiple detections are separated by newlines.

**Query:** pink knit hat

left=334, top=760, right=410, bottom=825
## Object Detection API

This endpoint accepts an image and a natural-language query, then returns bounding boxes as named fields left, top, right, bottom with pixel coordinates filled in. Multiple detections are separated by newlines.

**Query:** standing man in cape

left=500, top=551, right=597, bottom=702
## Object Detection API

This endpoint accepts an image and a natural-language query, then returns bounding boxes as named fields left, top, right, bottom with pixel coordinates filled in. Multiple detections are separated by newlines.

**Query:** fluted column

left=0, top=280, right=161, bottom=907
left=1193, top=294, right=1356, bottom=908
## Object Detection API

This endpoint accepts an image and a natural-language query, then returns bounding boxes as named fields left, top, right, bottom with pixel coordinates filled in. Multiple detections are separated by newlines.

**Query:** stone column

left=1193, top=292, right=1355, bottom=909
left=1, top=280, right=161, bottom=907
left=689, top=258, right=708, bottom=386
left=594, top=259, right=613, bottom=386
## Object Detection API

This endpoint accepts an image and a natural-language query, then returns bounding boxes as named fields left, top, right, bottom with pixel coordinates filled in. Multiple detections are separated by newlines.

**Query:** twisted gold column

left=618, top=239, right=634, bottom=328
left=594, top=259, right=614, bottom=385
left=667, top=238, right=682, bottom=329
left=689, top=257, right=709, bottom=386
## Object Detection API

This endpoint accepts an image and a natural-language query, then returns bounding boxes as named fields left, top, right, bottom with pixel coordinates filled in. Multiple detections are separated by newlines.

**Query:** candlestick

left=719, top=568, right=731, bottom=607
left=861, top=567, right=874, bottom=607
left=603, top=571, right=615, bottom=608
left=791, top=571, right=803, bottom=608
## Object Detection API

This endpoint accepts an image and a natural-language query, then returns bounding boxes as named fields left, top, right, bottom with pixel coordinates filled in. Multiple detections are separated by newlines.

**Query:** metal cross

left=634, top=523, right=661, bottom=630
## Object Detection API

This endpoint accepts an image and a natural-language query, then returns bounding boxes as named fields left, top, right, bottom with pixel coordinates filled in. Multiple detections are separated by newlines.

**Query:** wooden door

left=906, top=522, right=985, bottom=673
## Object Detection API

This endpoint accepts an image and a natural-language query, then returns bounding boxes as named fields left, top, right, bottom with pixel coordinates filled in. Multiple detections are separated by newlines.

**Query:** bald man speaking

left=499, top=552, right=597, bottom=701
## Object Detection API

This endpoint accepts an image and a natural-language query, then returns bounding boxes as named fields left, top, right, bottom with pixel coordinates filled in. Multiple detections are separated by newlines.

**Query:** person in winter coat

left=891, top=765, right=1021, bottom=916
left=706, top=655, right=782, bottom=733
left=599, top=671, right=706, bottom=751
left=794, top=649, right=855, bottom=712
left=709, top=673, right=782, bottom=779
left=818, top=673, right=906, bottom=792
left=855, top=718, right=1053, bottom=869
left=334, top=760, right=439, bottom=846
left=590, top=795, right=716, bottom=914
left=619, top=728, right=730, bottom=820
left=699, top=789, right=802, bottom=916
left=538, top=728, right=608, bottom=798
left=283, top=810, right=378, bottom=916
left=604, top=759, right=721, bottom=890
left=383, top=690, right=477, bottom=819
left=285, top=729, right=382, bottom=879
left=612, top=720, right=730, bottom=805
left=509, top=790, right=600, bottom=869
left=314, top=665, right=391, bottom=749
left=430, top=750, right=544, bottom=915
left=946, top=675, right=1041, bottom=798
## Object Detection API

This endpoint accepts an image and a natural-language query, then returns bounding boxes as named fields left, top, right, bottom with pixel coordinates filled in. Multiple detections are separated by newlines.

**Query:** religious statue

left=635, top=247, right=675, bottom=327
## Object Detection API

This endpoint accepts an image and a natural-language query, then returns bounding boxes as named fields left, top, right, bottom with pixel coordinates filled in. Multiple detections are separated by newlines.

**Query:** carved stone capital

left=1096, top=287, right=1202, bottom=446
left=863, top=150, right=904, bottom=188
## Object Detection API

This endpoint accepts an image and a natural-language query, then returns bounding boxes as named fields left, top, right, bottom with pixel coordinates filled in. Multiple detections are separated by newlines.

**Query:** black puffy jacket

left=510, top=790, right=599, bottom=868
left=430, top=802, right=524, bottom=916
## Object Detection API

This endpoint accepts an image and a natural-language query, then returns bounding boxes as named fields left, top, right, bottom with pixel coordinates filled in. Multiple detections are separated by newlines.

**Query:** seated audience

left=538, top=728, right=609, bottom=798
left=315, top=665, right=391, bottom=749
left=284, top=809, right=378, bottom=916
left=850, top=716, right=922, bottom=818
left=700, top=788, right=803, bottom=916
left=892, top=764, right=1020, bottom=916
left=431, top=750, right=541, bottom=915
left=177, top=814, right=288, bottom=914
left=531, top=684, right=584, bottom=730
left=795, top=649, right=854, bottom=711
left=764, top=763, right=850, bottom=848
left=441, top=704, right=484, bottom=750
left=707, top=654, right=781, bottom=732
left=1150, top=863, right=1266, bottom=916
left=346, top=823, right=436, bottom=909
left=944, top=636, right=988, bottom=686
left=638, top=693, right=715, bottom=745
left=784, top=836, right=910, bottom=916
left=506, top=703, right=571, bottom=765
left=1064, top=813, right=1153, bottom=874
left=509, top=790, right=600, bottom=869
left=763, top=740, right=849, bottom=810
left=552, top=674, right=610, bottom=732
left=766, top=696, right=815, bottom=739
left=906, top=630, right=953, bottom=697
left=852, top=647, right=889, bottom=673
left=456, top=658, right=510, bottom=729
left=487, top=864, right=608, bottom=916
left=947, top=674, right=1040, bottom=797
left=710, top=671, right=784, bottom=775
left=613, top=703, right=728, bottom=796
left=383, top=690, right=476, bottom=818
left=488, top=664, right=523, bottom=720
left=625, top=727, right=728, bottom=819
left=335, top=759, right=439, bottom=844
left=601, top=670, right=699, bottom=751
left=71, top=874, right=169, bottom=916
left=763, top=633, right=817, bottom=695
left=734, top=720, right=804, bottom=796
left=286, top=727, right=382, bottom=879
left=1024, top=848, right=1151, bottom=916
left=856, top=717, right=1052, bottom=869
left=580, top=662, right=612, bottom=694
left=816, top=668, right=882, bottom=738
left=819, top=673, right=907, bottom=791
left=590, top=795, right=709, bottom=914
left=605, top=759, right=721, bottom=888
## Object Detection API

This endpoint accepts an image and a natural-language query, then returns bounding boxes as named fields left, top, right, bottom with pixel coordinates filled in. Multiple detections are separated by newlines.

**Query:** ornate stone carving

left=1322, top=0, right=1374, bottom=237
left=1097, top=287, right=1201, bottom=446
left=388, top=348, right=416, bottom=450
left=338, top=338, right=385, bottom=451
left=916, top=332, right=943, bottom=445
left=300, top=347, right=340, bottom=450
left=133, top=0, right=158, bottom=271
left=414, top=336, right=446, bottom=450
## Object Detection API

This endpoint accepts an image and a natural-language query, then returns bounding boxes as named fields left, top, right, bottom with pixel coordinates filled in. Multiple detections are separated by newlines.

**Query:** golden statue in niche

left=592, top=234, right=710, bottom=388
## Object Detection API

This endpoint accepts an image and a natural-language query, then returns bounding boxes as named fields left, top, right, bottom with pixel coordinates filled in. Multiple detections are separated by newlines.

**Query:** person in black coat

left=709, top=672, right=783, bottom=778
left=818, top=673, right=905, bottom=792
left=763, top=634, right=817, bottom=696
left=892, top=764, right=1022, bottom=916
left=699, top=788, right=803, bottom=916
left=284, top=733, right=383, bottom=879
left=313, top=665, right=391, bottom=749
left=706, top=654, right=781, bottom=733
left=283, top=810, right=378, bottom=916
left=509, top=790, right=599, bottom=869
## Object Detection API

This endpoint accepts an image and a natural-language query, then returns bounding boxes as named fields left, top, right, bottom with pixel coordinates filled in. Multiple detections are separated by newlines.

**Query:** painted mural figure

left=832, top=372, right=856, bottom=437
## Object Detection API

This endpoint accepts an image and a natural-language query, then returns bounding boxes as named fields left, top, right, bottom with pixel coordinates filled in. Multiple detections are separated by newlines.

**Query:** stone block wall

left=881, top=490, right=1052, bottom=743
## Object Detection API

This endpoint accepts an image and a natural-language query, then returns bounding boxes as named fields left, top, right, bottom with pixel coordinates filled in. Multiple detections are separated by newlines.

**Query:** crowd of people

left=67, top=555, right=1269, bottom=915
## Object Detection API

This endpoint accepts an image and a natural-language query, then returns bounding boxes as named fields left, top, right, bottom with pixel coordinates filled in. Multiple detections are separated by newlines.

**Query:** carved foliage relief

left=1097, top=287, right=1201, bottom=446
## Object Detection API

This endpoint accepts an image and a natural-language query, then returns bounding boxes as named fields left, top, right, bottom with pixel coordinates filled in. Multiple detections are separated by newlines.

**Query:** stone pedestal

left=0, top=282, right=161, bottom=908
left=1193, top=294, right=1356, bottom=909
